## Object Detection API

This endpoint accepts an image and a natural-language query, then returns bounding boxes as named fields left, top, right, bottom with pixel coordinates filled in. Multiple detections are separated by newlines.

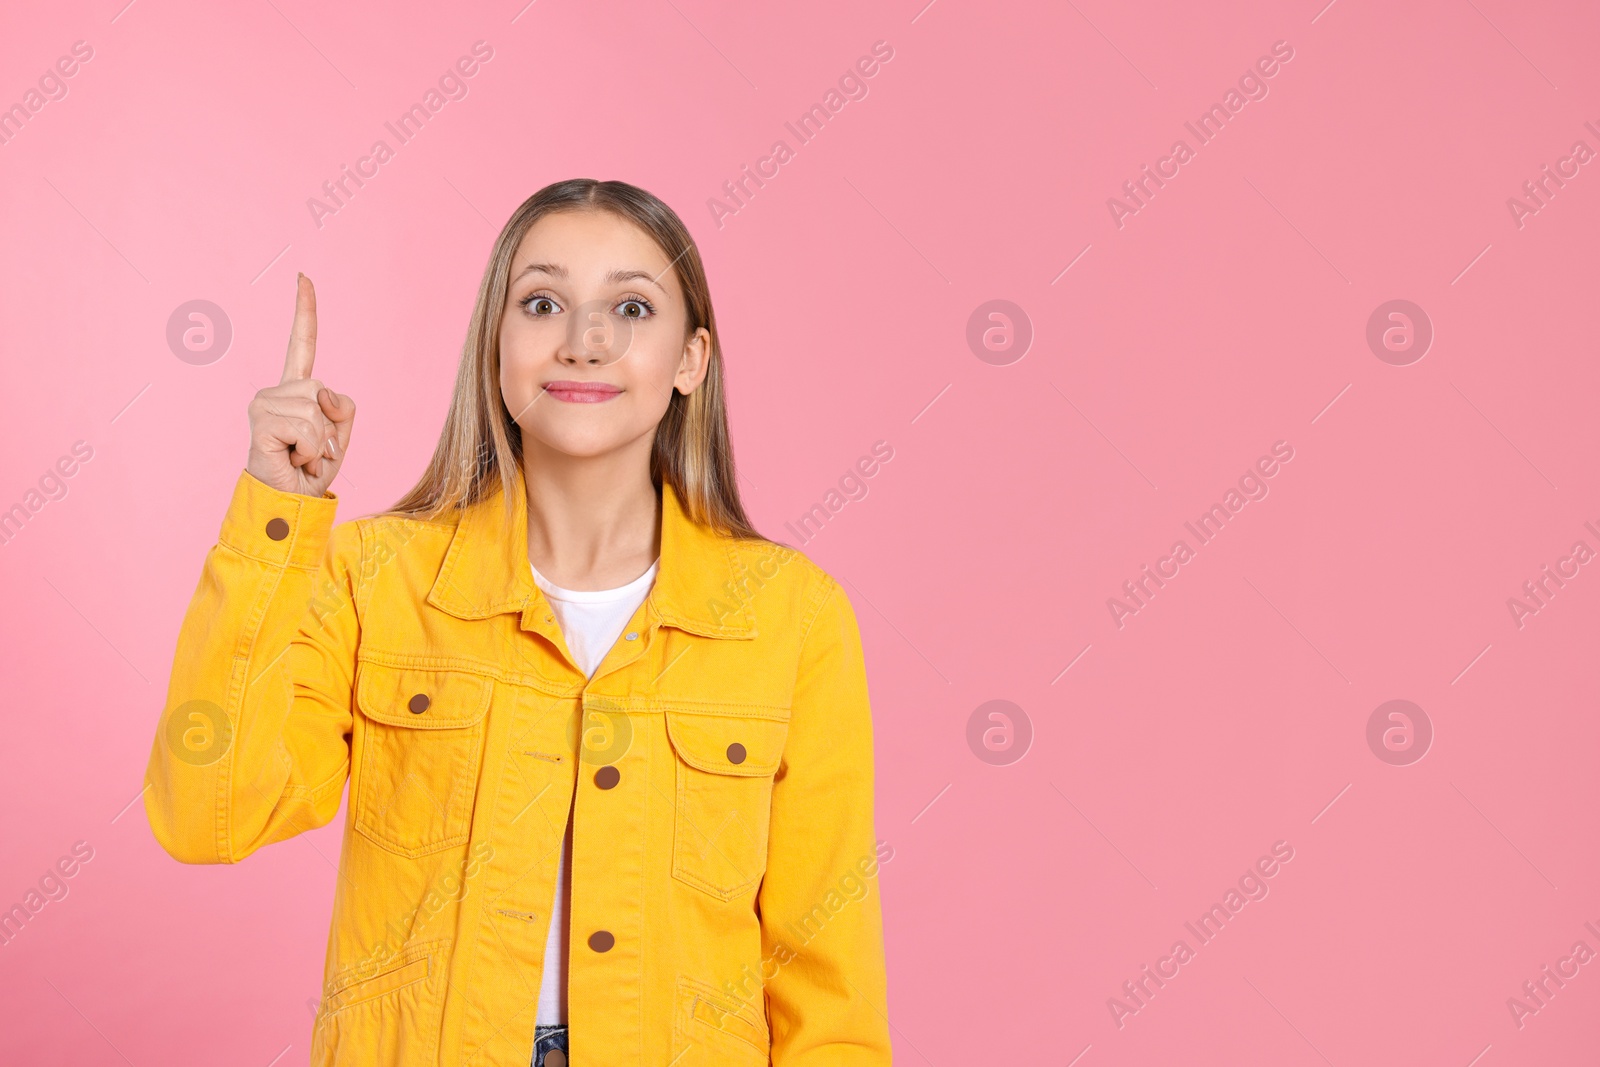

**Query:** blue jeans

left=532, top=1023, right=568, bottom=1067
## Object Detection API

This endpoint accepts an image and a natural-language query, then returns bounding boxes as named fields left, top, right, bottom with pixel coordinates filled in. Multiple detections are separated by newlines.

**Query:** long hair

left=385, top=178, right=762, bottom=540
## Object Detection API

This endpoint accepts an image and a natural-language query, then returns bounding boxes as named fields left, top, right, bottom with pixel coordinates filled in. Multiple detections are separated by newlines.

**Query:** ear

left=674, top=326, right=712, bottom=395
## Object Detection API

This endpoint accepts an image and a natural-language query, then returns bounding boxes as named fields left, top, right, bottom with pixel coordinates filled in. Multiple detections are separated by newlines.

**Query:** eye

left=518, top=292, right=561, bottom=317
left=615, top=295, right=656, bottom=320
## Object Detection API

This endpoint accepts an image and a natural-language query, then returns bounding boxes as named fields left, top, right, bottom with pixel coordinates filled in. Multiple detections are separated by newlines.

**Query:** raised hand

left=245, top=273, right=357, bottom=497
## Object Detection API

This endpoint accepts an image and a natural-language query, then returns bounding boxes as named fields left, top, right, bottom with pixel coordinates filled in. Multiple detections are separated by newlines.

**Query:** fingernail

left=327, top=437, right=338, bottom=458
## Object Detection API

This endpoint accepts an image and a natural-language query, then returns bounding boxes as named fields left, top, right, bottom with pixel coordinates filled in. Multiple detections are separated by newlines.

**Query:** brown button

left=407, top=693, right=430, bottom=714
left=265, top=518, right=290, bottom=541
left=726, top=742, right=746, bottom=765
left=545, top=1052, right=567, bottom=1067
left=587, top=930, right=614, bottom=952
left=594, top=765, right=620, bottom=790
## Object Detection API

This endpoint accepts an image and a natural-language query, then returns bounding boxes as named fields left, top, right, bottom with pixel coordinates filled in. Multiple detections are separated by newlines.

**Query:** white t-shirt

left=528, top=555, right=659, bottom=1026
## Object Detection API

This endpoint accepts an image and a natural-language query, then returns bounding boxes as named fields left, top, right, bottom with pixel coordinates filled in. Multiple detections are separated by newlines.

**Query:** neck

left=520, top=437, right=661, bottom=592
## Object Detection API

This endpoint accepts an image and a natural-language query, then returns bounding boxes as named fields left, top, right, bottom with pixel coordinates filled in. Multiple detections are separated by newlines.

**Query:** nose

left=560, top=305, right=612, bottom=365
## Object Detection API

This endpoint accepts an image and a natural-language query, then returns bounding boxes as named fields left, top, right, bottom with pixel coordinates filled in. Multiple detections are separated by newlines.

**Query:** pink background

left=1, top=0, right=1597, bottom=1063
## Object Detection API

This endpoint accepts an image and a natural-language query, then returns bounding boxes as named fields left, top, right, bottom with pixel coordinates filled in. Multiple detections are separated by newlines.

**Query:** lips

left=543, top=380, right=622, bottom=403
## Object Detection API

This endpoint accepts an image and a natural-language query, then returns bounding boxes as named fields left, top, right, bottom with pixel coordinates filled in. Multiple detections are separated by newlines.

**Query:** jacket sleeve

left=144, top=469, right=361, bottom=864
left=760, top=575, right=893, bottom=1064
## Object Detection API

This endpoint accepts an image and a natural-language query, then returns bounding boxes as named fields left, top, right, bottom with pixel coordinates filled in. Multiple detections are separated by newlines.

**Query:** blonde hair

left=386, top=179, right=762, bottom=540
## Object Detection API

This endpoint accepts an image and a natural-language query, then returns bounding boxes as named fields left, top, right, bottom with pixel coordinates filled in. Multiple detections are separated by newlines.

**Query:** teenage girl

left=145, top=179, right=892, bottom=1066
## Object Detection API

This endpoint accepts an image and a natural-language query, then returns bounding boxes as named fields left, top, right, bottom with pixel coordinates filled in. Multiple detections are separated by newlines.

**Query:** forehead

left=510, top=210, right=679, bottom=293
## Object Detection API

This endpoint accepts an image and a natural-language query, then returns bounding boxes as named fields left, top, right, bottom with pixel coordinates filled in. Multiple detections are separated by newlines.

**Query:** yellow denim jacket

left=144, top=469, right=892, bottom=1066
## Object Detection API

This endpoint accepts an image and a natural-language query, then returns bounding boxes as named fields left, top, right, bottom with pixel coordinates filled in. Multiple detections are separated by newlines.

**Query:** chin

left=522, top=425, right=630, bottom=460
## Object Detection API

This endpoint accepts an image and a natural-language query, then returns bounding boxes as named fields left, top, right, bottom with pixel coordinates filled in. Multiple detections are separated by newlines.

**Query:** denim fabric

left=532, top=1023, right=569, bottom=1067
left=153, top=471, right=890, bottom=1064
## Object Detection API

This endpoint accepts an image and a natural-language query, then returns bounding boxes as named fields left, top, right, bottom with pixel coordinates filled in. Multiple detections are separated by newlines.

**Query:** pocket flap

left=321, top=939, right=444, bottom=1016
left=324, top=956, right=428, bottom=1013
left=677, top=975, right=769, bottom=1051
left=356, top=662, right=492, bottom=729
left=664, top=709, right=788, bottom=776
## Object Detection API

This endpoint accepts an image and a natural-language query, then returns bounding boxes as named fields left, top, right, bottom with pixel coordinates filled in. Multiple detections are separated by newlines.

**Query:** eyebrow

left=513, top=262, right=668, bottom=294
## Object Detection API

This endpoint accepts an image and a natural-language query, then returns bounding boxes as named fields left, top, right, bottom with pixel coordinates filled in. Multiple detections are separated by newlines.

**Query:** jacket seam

left=656, top=701, right=790, bottom=718
left=215, top=538, right=325, bottom=573
left=352, top=518, right=373, bottom=622
left=282, top=761, right=350, bottom=804
left=793, top=573, right=839, bottom=667
left=356, top=648, right=579, bottom=696
left=216, top=656, right=247, bottom=862
left=219, top=543, right=293, bottom=862
left=771, top=573, right=839, bottom=783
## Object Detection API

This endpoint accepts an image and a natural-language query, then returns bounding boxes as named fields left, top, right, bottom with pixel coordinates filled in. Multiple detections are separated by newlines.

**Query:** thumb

left=318, top=388, right=357, bottom=449
left=318, top=387, right=356, bottom=421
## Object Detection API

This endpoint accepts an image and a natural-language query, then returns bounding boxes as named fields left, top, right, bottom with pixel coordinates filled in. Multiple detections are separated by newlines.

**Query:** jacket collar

left=426, top=473, right=757, bottom=639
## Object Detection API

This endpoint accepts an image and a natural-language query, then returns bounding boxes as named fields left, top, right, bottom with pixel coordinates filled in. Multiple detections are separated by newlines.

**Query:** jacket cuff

left=218, top=469, right=340, bottom=568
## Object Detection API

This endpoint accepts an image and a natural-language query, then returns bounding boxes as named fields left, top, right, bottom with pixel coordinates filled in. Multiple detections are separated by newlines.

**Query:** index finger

left=281, top=272, right=318, bottom=384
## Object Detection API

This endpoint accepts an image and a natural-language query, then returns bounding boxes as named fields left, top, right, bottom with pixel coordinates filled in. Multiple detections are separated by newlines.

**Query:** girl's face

left=499, top=209, right=710, bottom=463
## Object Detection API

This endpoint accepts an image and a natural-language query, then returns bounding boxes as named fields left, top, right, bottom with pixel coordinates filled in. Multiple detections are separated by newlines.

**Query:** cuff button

left=265, top=518, right=290, bottom=541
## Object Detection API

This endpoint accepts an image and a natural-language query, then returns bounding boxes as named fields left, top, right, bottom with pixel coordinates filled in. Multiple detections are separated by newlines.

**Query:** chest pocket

left=354, top=663, right=493, bottom=858
left=664, top=707, right=790, bottom=901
